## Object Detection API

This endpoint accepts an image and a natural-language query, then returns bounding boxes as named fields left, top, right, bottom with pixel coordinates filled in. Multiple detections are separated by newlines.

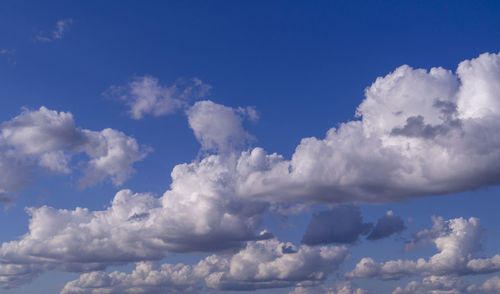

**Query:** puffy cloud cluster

left=301, top=207, right=405, bottom=245
left=345, top=216, right=500, bottom=280
left=60, top=239, right=349, bottom=293
left=0, top=173, right=269, bottom=288
left=5, top=52, right=500, bottom=291
left=108, top=76, right=212, bottom=119
left=0, top=107, right=148, bottom=200
left=392, top=276, right=471, bottom=294
left=231, top=53, right=500, bottom=204
left=392, top=275, right=500, bottom=294
left=110, top=52, right=500, bottom=206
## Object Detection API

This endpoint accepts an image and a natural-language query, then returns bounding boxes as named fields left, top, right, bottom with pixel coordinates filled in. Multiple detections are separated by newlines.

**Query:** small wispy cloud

left=0, top=49, right=14, bottom=55
left=35, top=19, right=73, bottom=43
left=0, top=49, right=16, bottom=64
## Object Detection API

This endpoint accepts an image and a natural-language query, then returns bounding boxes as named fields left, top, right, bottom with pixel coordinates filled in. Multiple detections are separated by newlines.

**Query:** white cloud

left=4, top=52, right=500, bottom=289
left=0, top=107, right=149, bottom=200
left=36, top=19, right=73, bottom=42
left=230, top=53, right=500, bottom=204
left=479, top=276, right=500, bottom=293
left=60, top=239, right=349, bottom=293
left=0, top=153, right=271, bottom=287
left=345, top=216, right=500, bottom=280
left=109, top=76, right=211, bottom=119
left=187, top=100, right=255, bottom=153
left=392, top=276, right=470, bottom=294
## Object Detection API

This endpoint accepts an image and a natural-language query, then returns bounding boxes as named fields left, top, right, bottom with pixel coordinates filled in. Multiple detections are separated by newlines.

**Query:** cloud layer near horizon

left=60, top=239, right=349, bottom=293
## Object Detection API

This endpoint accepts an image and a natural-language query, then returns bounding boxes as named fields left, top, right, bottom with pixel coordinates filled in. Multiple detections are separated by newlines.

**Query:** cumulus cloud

left=36, top=19, right=73, bottom=42
left=0, top=154, right=271, bottom=287
left=228, top=52, right=500, bottom=204
left=392, top=275, right=470, bottom=294
left=301, top=206, right=372, bottom=245
left=110, top=52, right=500, bottom=206
left=187, top=100, right=255, bottom=153
left=0, top=107, right=148, bottom=200
left=61, top=239, right=349, bottom=293
left=5, top=52, right=500, bottom=290
left=478, top=276, right=500, bottom=293
left=345, top=216, right=500, bottom=280
left=108, top=76, right=211, bottom=119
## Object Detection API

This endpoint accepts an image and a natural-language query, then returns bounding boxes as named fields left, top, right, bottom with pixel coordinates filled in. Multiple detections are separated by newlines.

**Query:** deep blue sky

left=1, top=1, right=500, bottom=293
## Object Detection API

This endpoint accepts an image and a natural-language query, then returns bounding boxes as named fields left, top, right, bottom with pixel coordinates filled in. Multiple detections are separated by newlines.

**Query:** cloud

left=60, top=239, right=349, bottom=293
left=109, top=53, right=500, bottom=206
left=392, top=276, right=471, bottom=294
left=231, top=52, right=500, bottom=204
left=108, top=76, right=211, bottom=119
left=187, top=100, right=255, bottom=153
left=479, top=276, right=500, bottom=293
left=0, top=107, right=148, bottom=200
left=301, top=206, right=372, bottom=245
left=36, top=19, right=73, bottom=42
left=367, top=211, right=406, bottom=240
left=288, top=282, right=370, bottom=294
left=301, top=207, right=405, bottom=245
left=0, top=154, right=270, bottom=287
left=4, top=52, right=500, bottom=289
left=345, top=216, right=500, bottom=280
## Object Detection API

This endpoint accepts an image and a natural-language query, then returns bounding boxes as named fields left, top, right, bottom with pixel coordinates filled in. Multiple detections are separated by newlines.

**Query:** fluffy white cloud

left=61, top=262, right=203, bottom=294
left=231, top=53, right=500, bottom=204
left=0, top=153, right=271, bottom=287
left=345, top=216, right=500, bottom=280
left=187, top=100, right=255, bottom=153
left=479, top=276, right=500, bottom=293
left=109, top=76, right=211, bottom=119
left=0, top=107, right=148, bottom=200
left=60, top=239, right=349, bottom=293
left=392, top=276, right=470, bottom=294
left=5, top=52, right=500, bottom=290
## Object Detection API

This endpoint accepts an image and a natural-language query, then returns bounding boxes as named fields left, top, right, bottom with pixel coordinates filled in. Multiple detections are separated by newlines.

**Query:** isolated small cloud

left=108, top=76, right=211, bottom=119
left=35, top=19, right=73, bottom=42
left=187, top=100, right=255, bottom=153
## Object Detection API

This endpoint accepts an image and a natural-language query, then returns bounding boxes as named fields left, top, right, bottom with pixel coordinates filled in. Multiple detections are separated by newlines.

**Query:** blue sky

left=2, top=1, right=500, bottom=293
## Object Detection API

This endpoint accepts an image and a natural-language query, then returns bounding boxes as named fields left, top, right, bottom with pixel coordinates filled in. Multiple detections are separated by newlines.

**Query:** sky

left=1, top=1, right=500, bottom=293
